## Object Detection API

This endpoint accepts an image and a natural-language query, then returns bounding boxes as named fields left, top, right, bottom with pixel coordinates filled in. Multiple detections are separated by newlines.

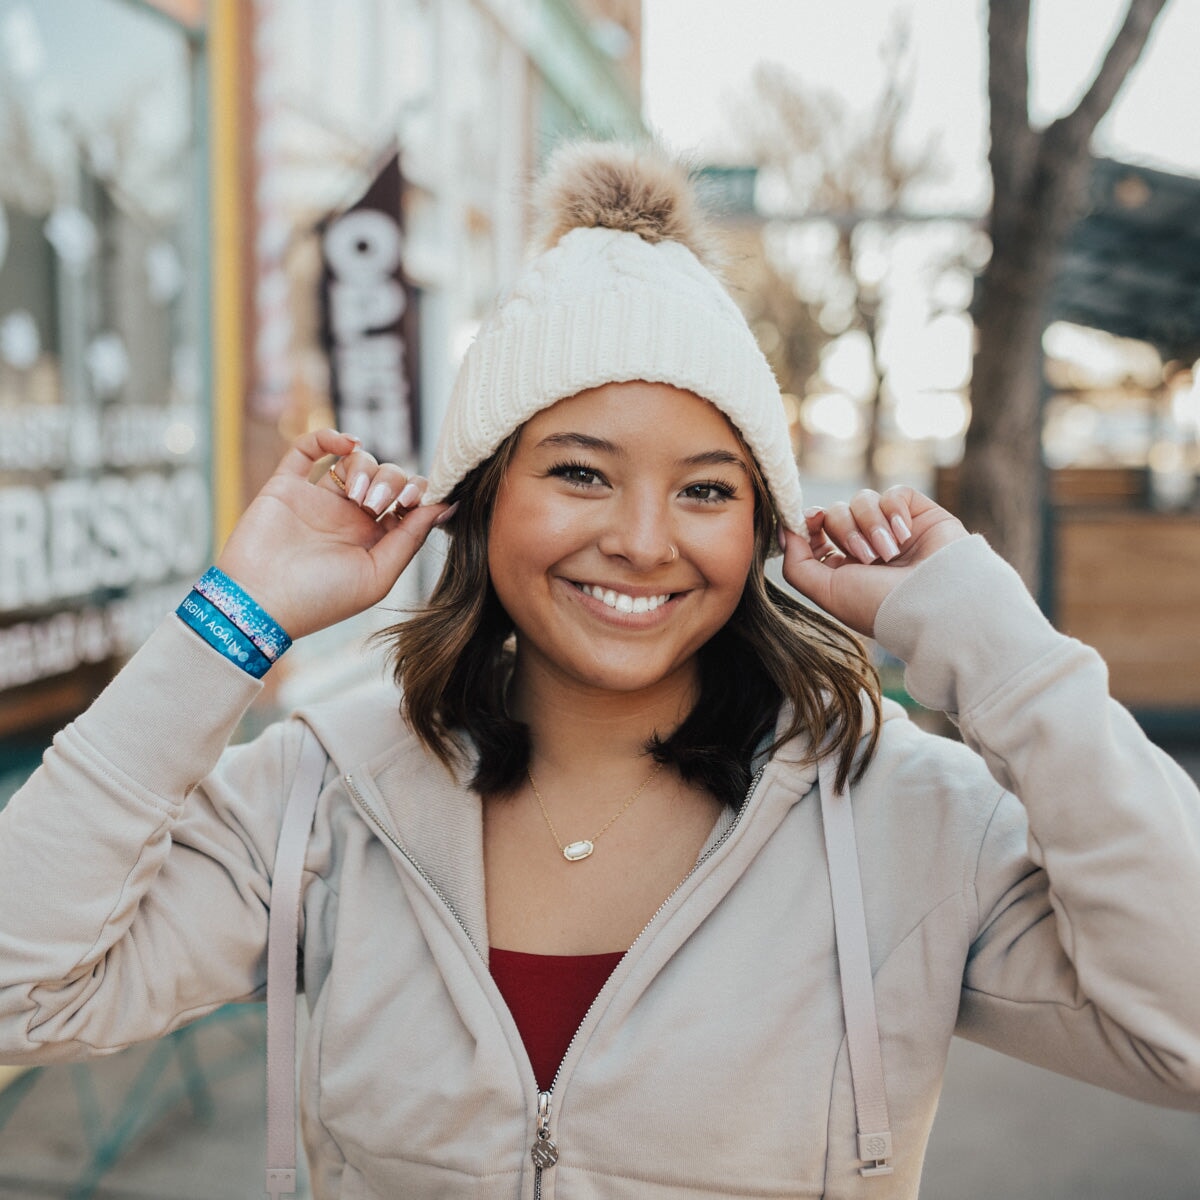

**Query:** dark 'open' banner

left=319, top=153, right=420, bottom=466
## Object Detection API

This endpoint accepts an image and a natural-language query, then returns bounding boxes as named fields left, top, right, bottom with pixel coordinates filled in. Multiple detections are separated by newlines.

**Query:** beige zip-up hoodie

left=1, top=536, right=1198, bottom=1199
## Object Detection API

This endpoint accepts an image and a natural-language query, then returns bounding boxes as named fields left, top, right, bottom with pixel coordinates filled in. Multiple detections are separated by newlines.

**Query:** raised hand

left=779, top=485, right=968, bottom=638
left=214, top=429, right=453, bottom=640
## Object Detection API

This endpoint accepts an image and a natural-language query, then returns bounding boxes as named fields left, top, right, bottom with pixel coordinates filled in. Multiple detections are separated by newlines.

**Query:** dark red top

left=489, top=947, right=624, bottom=1091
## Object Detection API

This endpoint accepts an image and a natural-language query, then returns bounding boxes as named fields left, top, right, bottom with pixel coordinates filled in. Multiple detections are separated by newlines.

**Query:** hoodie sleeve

left=0, top=615, right=312, bottom=1063
left=874, top=535, right=1200, bottom=1107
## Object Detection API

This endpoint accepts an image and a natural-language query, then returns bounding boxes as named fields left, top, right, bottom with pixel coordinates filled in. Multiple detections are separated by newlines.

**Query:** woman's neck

left=509, top=657, right=696, bottom=779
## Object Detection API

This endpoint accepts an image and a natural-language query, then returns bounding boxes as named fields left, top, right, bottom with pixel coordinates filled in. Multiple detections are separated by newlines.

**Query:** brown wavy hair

left=381, top=433, right=881, bottom=805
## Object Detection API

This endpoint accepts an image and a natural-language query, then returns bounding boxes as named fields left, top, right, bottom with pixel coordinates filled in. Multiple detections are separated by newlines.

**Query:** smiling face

left=487, top=381, right=759, bottom=706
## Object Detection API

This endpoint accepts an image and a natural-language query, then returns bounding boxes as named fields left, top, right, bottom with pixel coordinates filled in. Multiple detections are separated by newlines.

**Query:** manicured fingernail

left=348, top=472, right=369, bottom=503
left=397, top=481, right=421, bottom=508
left=777, top=526, right=789, bottom=552
left=891, top=514, right=911, bottom=543
left=364, top=483, right=390, bottom=513
left=847, top=532, right=878, bottom=564
left=339, top=431, right=361, bottom=444
left=872, top=527, right=900, bottom=561
left=434, top=501, right=459, bottom=527
left=803, top=506, right=823, bottom=520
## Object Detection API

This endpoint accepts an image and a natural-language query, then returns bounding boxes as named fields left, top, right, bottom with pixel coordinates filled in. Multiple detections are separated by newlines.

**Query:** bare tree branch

left=738, top=18, right=938, bottom=489
left=1049, top=0, right=1170, bottom=154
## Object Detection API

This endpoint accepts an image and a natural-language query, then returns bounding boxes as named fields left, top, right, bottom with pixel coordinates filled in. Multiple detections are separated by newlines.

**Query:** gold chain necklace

left=526, top=760, right=665, bottom=862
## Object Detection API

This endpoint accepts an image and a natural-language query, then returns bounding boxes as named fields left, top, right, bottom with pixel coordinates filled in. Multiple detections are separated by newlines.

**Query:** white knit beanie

left=422, top=141, right=805, bottom=536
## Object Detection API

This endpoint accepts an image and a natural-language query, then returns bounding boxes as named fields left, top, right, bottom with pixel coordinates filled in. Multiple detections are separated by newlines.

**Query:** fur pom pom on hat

left=422, top=141, right=806, bottom=537
left=530, top=141, right=723, bottom=268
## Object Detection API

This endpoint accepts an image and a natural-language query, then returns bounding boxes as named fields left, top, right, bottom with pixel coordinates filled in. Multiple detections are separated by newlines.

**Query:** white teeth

left=579, top=584, right=671, bottom=612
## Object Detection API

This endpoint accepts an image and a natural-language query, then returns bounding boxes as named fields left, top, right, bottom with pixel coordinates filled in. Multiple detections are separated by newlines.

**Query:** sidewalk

left=923, top=745, right=1200, bottom=1200
left=922, top=1039, right=1200, bottom=1200
left=0, top=1007, right=301, bottom=1200
left=1, top=751, right=1197, bottom=1199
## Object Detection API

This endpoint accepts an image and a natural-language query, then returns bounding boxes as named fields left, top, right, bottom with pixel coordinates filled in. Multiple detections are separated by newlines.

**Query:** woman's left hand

left=780, top=486, right=968, bottom=638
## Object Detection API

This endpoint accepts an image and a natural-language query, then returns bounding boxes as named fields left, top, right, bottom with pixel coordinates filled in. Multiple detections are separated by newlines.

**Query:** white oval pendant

left=562, top=840, right=595, bottom=862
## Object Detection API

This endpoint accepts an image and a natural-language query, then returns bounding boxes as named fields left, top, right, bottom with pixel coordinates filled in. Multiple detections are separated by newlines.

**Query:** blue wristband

left=176, top=591, right=274, bottom=679
left=194, top=567, right=293, bottom=661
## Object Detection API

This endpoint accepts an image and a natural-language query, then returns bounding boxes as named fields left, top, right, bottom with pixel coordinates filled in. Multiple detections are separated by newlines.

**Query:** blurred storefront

left=0, top=0, right=644, bottom=798
left=0, top=0, right=209, bottom=796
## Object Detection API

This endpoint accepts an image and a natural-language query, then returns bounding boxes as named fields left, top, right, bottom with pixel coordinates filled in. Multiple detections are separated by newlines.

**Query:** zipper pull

left=530, top=1090, right=559, bottom=1169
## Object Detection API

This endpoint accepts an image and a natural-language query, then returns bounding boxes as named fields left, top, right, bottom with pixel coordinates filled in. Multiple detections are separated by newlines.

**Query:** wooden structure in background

left=1054, top=511, right=1200, bottom=709
left=938, top=465, right=1200, bottom=715
left=1042, top=161, right=1200, bottom=722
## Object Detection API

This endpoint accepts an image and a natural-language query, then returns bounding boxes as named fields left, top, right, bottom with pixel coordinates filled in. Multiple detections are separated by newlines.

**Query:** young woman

left=1, top=143, right=1197, bottom=1200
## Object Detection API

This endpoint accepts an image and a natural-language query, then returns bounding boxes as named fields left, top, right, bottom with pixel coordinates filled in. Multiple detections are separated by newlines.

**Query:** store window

left=0, top=0, right=206, bottom=793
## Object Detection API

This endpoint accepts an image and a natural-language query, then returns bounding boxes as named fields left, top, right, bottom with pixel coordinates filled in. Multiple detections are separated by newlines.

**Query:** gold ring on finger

left=328, top=464, right=348, bottom=492
left=818, top=548, right=838, bottom=563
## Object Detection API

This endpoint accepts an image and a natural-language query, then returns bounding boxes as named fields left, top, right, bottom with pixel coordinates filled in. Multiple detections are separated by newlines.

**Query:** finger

left=878, top=485, right=915, bottom=547
left=780, top=521, right=837, bottom=575
left=780, top=527, right=844, bottom=613
left=332, top=448, right=383, bottom=504
left=803, top=506, right=826, bottom=540
left=387, top=474, right=428, bottom=516
left=822, top=501, right=879, bottom=565
left=797, top=507, right=842, bottom=565
left=278, top=429, right=361, bottom=480
left=849, top=490, right=901, bottom=562
left=322, top=447, right=378, bottom=498
left=368, top=501, right=451, bottom=580
left=813, top=535, right=846, bottom=566
left=324, top=459, right=350, bottom=494
left=374, top=480, right=432, bottom=534
left=357, top=463, right=411, bottom=516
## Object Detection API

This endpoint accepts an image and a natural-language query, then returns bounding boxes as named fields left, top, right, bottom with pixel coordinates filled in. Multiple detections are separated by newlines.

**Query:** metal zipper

left=531, top=1090, right=556, bottom=1199
left=344, top=773, right=484, bottom=960
left=528, top=763, right=768, bottom=1194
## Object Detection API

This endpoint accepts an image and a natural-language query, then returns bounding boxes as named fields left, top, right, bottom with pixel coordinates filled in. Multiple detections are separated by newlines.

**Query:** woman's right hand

left=214, top=429, right=453, bottom=640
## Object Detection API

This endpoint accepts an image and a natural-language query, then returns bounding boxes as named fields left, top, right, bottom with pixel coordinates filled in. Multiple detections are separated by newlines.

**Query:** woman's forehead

left=519, top=382, right=748, bottom=455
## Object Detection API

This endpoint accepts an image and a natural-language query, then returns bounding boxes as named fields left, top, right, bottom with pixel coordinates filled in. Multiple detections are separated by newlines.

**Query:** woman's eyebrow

left=679, top=449, right=750, bottom=474
left=536, top=432, right=621, bottom=455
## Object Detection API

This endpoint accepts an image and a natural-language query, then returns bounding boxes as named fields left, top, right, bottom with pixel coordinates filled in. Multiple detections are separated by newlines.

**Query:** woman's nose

left=596, top=493, right=677, bottom=570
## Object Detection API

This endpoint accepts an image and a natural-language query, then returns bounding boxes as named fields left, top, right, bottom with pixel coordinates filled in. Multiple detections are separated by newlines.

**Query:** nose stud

left=668, top=544, right=678, bottom=562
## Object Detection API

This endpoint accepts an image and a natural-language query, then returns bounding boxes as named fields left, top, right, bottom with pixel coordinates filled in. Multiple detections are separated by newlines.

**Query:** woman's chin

left=519, top=644, right=700, bottom=701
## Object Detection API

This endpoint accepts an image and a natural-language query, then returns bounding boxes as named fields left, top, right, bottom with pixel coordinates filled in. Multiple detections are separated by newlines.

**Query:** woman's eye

left=548, top=462, right=604, bottom=488
left=682, top=481, right=736, bottom=503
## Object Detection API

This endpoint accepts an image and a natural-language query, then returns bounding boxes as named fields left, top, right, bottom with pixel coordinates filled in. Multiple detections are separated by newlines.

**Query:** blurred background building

left=0, top=0, right=644, bottom=799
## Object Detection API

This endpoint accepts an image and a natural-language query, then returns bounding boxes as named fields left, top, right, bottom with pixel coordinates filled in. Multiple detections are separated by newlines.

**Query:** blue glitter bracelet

left=194, top=567, right=293, bottom=662
left=176, top=591, right=274, bottom=679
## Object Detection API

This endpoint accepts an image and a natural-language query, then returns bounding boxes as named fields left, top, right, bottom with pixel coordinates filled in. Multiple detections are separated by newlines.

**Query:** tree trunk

left=959, top=150, right=1088, bottom=591
left=959, top=0, right=1170, bottom=594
